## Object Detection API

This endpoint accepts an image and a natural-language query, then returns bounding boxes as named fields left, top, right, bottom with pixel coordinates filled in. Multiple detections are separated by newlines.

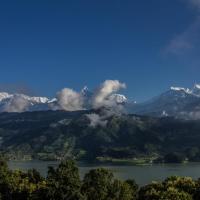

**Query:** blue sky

left=0, top=0, right=200, bottom=102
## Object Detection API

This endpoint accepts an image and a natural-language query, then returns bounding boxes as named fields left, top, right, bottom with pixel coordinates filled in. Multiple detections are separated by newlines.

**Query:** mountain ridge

left=1, top=83, right=200, bottom=120
left=128, top=84, right=200, bottom=119
left=1, top=109, right=200, bottom=162
left=0, top=88, right=128, bottom=113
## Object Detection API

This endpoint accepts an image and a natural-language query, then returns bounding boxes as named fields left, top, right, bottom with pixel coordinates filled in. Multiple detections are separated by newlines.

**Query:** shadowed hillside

left=0, top=110, right=200, bottom=163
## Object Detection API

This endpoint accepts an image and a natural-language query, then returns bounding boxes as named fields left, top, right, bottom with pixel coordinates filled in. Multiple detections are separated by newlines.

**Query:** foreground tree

left=82, top=168, right=138, bottom=200
left=82, top=168, right=114, bottom=200
left=125, top=179, right=139, bottom=199
left=45, top=160, right=84, bottom=200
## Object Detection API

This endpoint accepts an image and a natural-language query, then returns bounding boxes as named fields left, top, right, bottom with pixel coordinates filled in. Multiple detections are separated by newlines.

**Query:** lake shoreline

left=7, top=157, right=194, bottom=166
left=7, top=160, right=200, bottom=186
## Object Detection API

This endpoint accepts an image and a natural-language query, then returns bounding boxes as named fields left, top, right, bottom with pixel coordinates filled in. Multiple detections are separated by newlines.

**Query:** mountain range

left=1, top=84, right=200, bottom=119
left=130, top=84, right=200, bottom=119
left=0, top=87, right=128, bottom=113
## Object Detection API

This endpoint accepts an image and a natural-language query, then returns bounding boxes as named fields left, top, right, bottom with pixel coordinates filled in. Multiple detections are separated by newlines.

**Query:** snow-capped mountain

left=80, top=86, right=128, bottom=107
left=129, top=84, right=200, bottom=119
left=0, top=87, right=128, bottom=113
left=3, top=83, right=200, bottom=119
left=0, top=92, right=52, bottom=112
left=192, top=84, right=200, bottom=96
left=108, top=94, right=127, bottom=104
left=0, top=93, right=49, bottom=104
left=0, top=92, right=13, bottom=101
left=81, top=86, right=128, bottom=104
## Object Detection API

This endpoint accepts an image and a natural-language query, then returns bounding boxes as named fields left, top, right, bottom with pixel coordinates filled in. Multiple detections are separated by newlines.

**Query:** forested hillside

left=1, top=110, right=200, bottom=162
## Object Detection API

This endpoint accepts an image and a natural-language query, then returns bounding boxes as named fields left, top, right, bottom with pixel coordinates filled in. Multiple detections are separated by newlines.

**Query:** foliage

left=1, top=156, right=200, bottom=199
left=45, top=160, right=84, bottom=200
left=139, top=177, right=197, bottom=200
left=81, top=168, right=114, bottom=200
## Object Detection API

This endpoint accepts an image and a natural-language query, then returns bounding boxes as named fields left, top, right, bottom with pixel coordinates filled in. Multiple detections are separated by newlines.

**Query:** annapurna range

left=0, top=85, right=128, bottom=113
left=1, top=83, right=200, bottom=120
left=130, top=84, right=200, bottom=119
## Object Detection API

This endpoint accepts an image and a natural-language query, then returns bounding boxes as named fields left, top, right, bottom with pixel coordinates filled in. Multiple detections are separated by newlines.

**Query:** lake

left=8, top=160, right=200, bottom=186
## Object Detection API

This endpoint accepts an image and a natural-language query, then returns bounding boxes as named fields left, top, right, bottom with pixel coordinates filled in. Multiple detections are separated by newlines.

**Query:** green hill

left=1, top=109, right=200, bottom=163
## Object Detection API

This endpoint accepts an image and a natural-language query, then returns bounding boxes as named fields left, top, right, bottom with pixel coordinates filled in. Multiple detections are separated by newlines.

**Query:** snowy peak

left=169, top=84, right=200, bottom=97
left=81, top=86, right=93, bottom=98
left=108, top=94, right=127, bottom=104
left=80, top=87, right=128, bottom=105
left=0, top=90, right=129, bottom=113
left=170, top=87, right=191, bottom=94
left=81, top=86, right=89, bottom=94
left=170, top=86, right=185, bottom=91
left=194, top=84, right=200, bottom=89
left=0, top=92, right=52, bottom=113
left=192, top=84, right=200, bottom=96
left=0, top=92, right=50, bottom=104
left=28, top=97, right=49, bottom=104
left=0, top=92, right=13, bottom=101
left=130, top=83, right=200, bottom=119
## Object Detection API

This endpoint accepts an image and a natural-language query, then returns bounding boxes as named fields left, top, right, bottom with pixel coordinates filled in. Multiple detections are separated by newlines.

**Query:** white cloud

left=86, top=113, right=108, bottom=127
left=92, top=80, right=126, bottom=109
left=4, top=95, right=29, bottom=112
left=50, top=79, right=127, bottom=112
left=56, top=88, right=84, bottom=111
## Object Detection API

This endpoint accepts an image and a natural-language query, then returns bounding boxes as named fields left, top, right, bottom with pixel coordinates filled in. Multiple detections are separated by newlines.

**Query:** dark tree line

left=1, top=157, right=200, bottom=200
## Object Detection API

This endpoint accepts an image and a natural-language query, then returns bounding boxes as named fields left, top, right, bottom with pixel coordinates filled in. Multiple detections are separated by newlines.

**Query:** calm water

left=8, top=160, right=200, bottom=186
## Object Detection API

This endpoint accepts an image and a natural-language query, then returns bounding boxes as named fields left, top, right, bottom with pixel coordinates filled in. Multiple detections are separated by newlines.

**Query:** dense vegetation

left=1, top=110, right=200, bottom=163
left=1, top=157, right=200, bottom=200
